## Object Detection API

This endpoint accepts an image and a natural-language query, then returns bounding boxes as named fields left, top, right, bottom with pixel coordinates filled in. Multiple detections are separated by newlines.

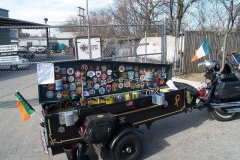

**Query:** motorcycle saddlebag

left=214, top=81, right=240, bottom=100
left=79, top=112, right=115, bottom=144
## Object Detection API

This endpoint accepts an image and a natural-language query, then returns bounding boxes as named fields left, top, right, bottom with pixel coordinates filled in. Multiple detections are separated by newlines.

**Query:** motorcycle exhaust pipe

left=225, top=108, right=240, bottom=113
left=210, top=100, right=240, bottom=108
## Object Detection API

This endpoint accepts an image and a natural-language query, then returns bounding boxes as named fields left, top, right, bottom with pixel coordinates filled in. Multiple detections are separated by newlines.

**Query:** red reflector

left=79, top=125, right=86, bottom=135
left=199, top=89, right=206, bottom=97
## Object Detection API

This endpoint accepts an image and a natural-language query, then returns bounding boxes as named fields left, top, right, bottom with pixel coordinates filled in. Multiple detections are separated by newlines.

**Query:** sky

left=0, top=0, right=113, bottom=24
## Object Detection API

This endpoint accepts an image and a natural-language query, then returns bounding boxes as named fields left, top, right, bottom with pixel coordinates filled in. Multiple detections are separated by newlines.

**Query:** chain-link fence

left=0, top=23, right=180, bottom=103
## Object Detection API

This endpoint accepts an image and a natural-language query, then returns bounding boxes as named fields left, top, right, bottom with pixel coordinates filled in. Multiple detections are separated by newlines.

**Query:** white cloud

left=0, top=0, right=113, bottom=23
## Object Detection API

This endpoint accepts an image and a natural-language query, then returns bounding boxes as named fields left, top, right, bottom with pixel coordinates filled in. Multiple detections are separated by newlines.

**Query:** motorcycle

left=195, top=50, right=240, bottom=121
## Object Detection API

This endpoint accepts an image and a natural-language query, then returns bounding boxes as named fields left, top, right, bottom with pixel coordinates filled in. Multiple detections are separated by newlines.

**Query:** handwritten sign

left=37, top=63, right=54, bottom=84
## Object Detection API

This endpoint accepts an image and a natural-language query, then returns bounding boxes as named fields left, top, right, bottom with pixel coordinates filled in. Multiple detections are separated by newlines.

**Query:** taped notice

left=37, top=63, right=54, bottom=84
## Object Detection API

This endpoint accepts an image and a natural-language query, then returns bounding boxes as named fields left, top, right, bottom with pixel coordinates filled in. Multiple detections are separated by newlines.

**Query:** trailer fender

left=109, top=127, right=143, bottom=150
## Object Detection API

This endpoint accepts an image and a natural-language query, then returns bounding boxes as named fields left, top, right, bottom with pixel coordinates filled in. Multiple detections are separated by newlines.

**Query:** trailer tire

left=111, top=132, right=142, bottom=160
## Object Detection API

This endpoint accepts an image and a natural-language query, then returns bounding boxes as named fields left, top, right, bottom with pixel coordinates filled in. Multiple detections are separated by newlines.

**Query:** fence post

left=161, top=18, right=166, bottom=64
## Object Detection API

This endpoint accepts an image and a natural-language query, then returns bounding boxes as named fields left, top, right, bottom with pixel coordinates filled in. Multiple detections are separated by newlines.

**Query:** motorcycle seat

left=219, top=73, right=238, bottom=81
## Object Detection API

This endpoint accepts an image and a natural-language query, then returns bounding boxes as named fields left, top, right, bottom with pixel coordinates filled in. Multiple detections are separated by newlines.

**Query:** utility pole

left=78, top=7, right=85, bottom=36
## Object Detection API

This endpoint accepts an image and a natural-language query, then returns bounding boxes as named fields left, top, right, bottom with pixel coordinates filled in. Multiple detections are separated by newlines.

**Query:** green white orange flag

left=191, top=38, right=210, bottom=62
left=15, top=91, right=35, bottom=122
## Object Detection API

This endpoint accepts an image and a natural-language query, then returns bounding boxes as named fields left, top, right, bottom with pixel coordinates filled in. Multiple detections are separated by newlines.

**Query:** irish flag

left=191, top=38, right=210, bottom=62
left=15, top=91, right=35, bottom=122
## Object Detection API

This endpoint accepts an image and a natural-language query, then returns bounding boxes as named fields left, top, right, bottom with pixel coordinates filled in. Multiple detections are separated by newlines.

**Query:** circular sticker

left=99, top=87, right=105, bottom=94
left=136, top=83, right=141, bottom=89
left=46, top=91, right=54, bottom=98
left=55, top=92, right=62, bottom=99
left=119, top=77, right=123, bottom=83
left=140, top=68, right=146, bottom=75
left=134, top=66, right=139, bottom=72
left=107, top=69, right=112, bottom=75
left=118, top=83, right=123, bottom=89
left=47, top=84, right=55, bottom=90
left=81, top=64, right=88, bottom=70
left=94, top=83, right=100, bottom=90
left=89, top=89, right=96, bottom=94
left=119, top=65, right=125, bottom=72
left=75, top=70, right=81, bottom=78
left=67, top=68, right=74, bottom=75
left=55, top=72, right=60, bottom=79
left=101, top=73, right=107, bottom=80
left=83, top=91, right=90, bottom=96
left=140, top=75, right=145, bottom=81
left=54, top=66, right=60, bottom=72
left=160, top=79, right=165, bottom=84
left=131, top=83, right=136, bottom=89
left=76, top=86, right=82, bottom=94
left=68, top=76, right=74, bottom=82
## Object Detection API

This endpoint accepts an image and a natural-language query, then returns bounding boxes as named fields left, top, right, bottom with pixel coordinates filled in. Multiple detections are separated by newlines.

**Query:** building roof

left=0, top=16, right=45, bottom=26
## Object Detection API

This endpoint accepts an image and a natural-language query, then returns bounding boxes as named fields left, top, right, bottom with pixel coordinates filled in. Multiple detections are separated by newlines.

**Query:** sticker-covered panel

left=38, top=60, right=172, bottom=103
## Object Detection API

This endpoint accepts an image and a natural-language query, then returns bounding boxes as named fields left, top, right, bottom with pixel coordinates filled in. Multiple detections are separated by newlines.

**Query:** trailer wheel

left=111, top=132, right=142, bottom=160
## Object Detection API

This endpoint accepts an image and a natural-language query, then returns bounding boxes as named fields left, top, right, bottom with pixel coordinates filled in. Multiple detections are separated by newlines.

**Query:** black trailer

left=37, top=60, right=198, bottom=160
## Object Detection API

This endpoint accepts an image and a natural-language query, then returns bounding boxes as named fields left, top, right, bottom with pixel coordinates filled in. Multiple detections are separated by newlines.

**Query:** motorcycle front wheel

left=208, top=107, right=236, bottom=121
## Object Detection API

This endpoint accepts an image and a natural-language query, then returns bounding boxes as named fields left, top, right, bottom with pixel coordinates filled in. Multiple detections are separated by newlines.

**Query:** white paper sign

left=37, top=63, right=54, bottom=84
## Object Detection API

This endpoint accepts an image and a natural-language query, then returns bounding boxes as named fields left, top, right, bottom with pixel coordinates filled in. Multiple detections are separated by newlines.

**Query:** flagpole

left=34, top=112, right=44, bottom=122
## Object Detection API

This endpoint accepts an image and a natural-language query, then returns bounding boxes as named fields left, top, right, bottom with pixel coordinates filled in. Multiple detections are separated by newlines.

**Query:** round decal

left=68, top=76, right=74, bottom=82
left=75, top=70, right=81, bottom=78
left=160, top=79, right=165, bottom=84
left=140, top=68, right=146, bottom=75
left=101, top=73, right=107, bottom=80
left=140, top=75, right=145, bottom=81
left=55, top=72, right=60, bottom=79
left=118, top=83, right=123, bottom=89
left=46, top=91, right=54, bottom=98
left=61, top=68, right=66, bottom=74
left=76, top=86, right=82, bottom=94
left=130, top=83, right=136, bottom=89
left=67, top=68, right=74, bottom=75
left=119, top=77, right=123, bottom=83
left=55, top=91, right=62, bottom=99
left=99, top=87, right=105, bottom=94
left=94, top=83, right=100, bottom=90
left=83, top=91, right=90, bottom=96
left=134, top=66, right=139, bottom=72
left=136, top=83, right=141, bottom=89
left=62, top=90, right=69, bottom=98
left=119, top=65, right=125, bottom=72
left=89, top=89, right=96, bottom=94
left=54, top=66, right=60, bottom=72
left=81, top=64, right=88, bottom=70
left=47, top=84, right=55, bottom=90
left=107, top=69, right=112, bottom=75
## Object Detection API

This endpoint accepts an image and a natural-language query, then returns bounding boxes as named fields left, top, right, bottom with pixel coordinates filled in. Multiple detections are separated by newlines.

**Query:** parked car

left=29, top=46, right=46, bottom=54
left=29, top=46, right=38, bottom=53
left=37, top=46, right=46, bottom=54
left=17, top=50, right=35, bottom=59
left=0, top=56, right=30, bottom=71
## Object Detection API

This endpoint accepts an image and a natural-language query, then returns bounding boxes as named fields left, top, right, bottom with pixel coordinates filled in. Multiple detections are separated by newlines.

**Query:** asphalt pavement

left=0, top=78, right=240, bottom=160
